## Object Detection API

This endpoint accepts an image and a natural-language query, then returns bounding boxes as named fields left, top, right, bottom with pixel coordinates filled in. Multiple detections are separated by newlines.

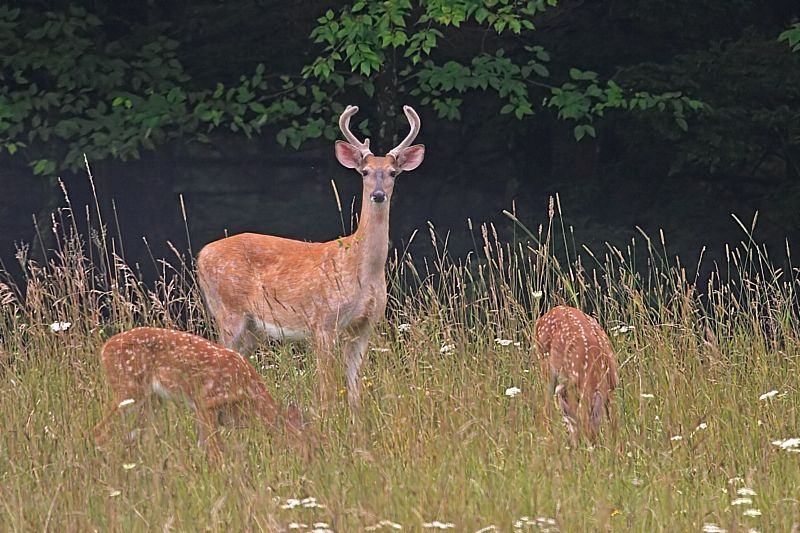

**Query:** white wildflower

left=772, top=438, right=800, bottom=450
left=696, top=422, right=708, bottom=430
left=737, top=487, right=757, bottom=496
left=702, top=525, right=727, bottom=533
left=287, top=523, right=307, bottom=530
left=671, top=435, right=683, bottom=441
left=611, top=324, right=635, bottom=336
left=118, top=398, right=136, bottom=408
left=122, top=463, right=137, bottom=470
left=640, top=393, right=655, bottom=399
left=281, top=498, right=301, bottom=509
left=731, top=498, right=752, bottom=506
left=108, top=489, right=121, bottom=497
left=423, top=521, right=455, bottom=529
left=371, top=347, right=390, bottom=353
left=532, top=291, right=543, bottom=299
left=728, top=476, right=744, bottom=484
left=301, top=496, right=324, bottom=508
left=440, top=344, right=455, bottom=355
left=366, top=520, right=403, bottom=531
left=742, top=509, right=762, bottom=517
left=49, top=321, right=71, bottom=332
left=631, top=478, right=644, bottom=486
left=474, top=526, right=497, bottom=533
left=397, top=323, right=412, bottom=333
left=759, top=390, right=779, bottom=401
left=505, top=386, right=522, bottom=398
left=495, top=338, right=514, bottom=347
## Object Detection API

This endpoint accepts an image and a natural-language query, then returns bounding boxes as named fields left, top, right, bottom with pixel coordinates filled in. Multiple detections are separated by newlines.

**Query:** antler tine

left=338, top=105, right=372, bottom=157
left=388, top=105, right=421, bottom=158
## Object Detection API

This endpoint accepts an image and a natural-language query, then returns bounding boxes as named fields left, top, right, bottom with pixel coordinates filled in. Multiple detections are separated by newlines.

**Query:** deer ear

left=396, top=144, right=425, bottom=171
left=335, top=140, right=362, bottom=169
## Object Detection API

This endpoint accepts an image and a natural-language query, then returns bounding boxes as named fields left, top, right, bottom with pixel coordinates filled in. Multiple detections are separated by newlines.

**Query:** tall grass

left=1, top=180, right=798, bottom=532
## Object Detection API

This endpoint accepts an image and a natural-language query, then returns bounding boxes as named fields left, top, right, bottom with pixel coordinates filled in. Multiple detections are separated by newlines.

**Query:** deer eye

left=389, top=170, right=396, bottom=177
left=360, top=169, right=368, bottom=177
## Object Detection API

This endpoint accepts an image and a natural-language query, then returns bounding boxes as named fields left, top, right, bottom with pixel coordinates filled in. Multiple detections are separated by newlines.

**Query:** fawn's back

left=535, top=306, right=618, bottom=399
left=100, top=327, right=279, bottom=422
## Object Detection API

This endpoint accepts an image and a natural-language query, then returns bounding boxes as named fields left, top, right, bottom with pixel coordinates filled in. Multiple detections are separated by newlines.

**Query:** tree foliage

left=0, top=5, right=282, bottom=176
left=275, top=0, right=702, bottom=148
left=0, top=1, right=705, bottom=176
left=779, top=22, right=800, bottom=52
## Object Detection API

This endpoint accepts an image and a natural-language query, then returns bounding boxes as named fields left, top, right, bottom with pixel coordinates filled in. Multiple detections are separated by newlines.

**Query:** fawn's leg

left=95, top=388, right=145, bottom=446
left=93, top=404, right=120, bottom=446
left=587, top=390, right=606, bottom=445
left=606, top=397, right=620, bottom=443
left=557, top=384, right=579, bottom=446
left=195, top=406, right=223, bottom=462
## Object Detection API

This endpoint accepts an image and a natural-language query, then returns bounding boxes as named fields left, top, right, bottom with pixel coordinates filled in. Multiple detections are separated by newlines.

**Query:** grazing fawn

left=197, top=105, right=425, bottom=411
left=535, top=305, right=619, bottom=444
left=93, top=327, right=304, bottom=460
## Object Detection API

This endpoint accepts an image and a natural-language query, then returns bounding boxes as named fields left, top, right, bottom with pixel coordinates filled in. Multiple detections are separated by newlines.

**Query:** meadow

left=1, top=189, right=798, bottom=532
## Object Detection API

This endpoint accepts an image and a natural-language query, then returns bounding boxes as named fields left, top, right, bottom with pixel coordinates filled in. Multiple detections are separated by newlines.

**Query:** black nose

left=371, top=191, right=386, bottom=203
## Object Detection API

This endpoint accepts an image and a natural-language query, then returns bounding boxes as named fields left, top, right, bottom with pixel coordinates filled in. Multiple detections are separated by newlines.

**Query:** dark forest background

left=1, top=0, right=799, bottom=281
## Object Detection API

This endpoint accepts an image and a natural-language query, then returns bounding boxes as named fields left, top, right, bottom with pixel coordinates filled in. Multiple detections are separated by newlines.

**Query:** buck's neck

left=351, top=197, right=390, bottom=278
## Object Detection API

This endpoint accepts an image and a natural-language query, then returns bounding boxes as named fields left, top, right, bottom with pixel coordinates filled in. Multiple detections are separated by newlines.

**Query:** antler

left=338, top=105, right=372, bottom=157
left=388, top=105, right=421, bottom=159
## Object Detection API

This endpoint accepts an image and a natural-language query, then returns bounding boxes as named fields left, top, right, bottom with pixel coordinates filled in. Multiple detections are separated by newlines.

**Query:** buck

left=535, top=305, right=619, bottom=444
left=196, top=105, right=425, bottom=410
left=93, top=327, right=304, bottom=460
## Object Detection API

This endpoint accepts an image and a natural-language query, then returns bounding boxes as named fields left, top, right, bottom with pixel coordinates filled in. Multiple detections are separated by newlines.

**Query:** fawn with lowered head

left=197, top=105, right=425, bottom=412
left=93, top=327, right=305, bottom=460
left=535, top=305, right=619, bottom=444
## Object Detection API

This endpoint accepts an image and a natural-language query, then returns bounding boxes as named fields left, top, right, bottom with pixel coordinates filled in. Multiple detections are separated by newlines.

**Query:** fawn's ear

left=335, top=141, right=363, bottom=169
left=395, top=144, right=425, bottom=172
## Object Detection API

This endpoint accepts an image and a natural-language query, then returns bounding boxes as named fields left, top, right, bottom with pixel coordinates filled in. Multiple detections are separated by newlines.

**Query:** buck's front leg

left=313, top=332, right=337, bottom=411
left=344, top=333, right=370, bottom=411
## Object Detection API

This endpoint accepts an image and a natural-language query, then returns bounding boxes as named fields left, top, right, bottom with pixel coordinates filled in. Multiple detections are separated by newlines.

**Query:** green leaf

left=531, top=63, right=549, bottom=78
left=573, top=124, right=595, bottom=141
